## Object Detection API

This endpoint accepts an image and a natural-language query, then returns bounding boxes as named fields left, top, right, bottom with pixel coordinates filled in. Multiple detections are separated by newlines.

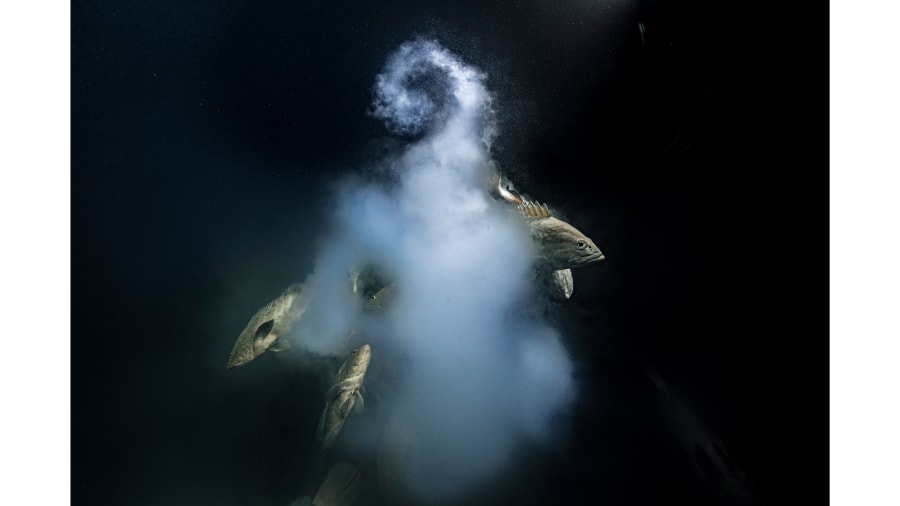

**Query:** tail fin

left=488, top=169, right=525, bottom=205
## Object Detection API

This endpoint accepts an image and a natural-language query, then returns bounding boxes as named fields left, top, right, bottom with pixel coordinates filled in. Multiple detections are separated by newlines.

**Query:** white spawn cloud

left=288, top=38, right=576, bottom=502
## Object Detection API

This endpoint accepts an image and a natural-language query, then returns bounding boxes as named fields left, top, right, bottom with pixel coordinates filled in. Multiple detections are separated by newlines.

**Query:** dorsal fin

left=517, top=200, right=553, bottom=218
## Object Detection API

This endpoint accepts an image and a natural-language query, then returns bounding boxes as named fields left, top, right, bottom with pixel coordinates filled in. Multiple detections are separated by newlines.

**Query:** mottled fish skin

left=317, top=344, right=372, bottom=454
left=226, top=283, right=308, bottom=369
left=363, top=283, right=396, bottom=314
left=518, top=201, right=605, bottom=271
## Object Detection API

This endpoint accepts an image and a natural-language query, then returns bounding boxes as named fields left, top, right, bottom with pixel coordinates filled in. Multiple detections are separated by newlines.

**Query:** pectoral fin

left=353, top=391, right=365, bottom=415
left=339, top=395, right=355, bottom=418
left=552, top=269, right=574, bottom=300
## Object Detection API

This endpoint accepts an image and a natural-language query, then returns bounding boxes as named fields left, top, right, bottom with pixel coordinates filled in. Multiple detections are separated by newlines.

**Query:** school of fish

left=226, top=170, right=606, bottom=505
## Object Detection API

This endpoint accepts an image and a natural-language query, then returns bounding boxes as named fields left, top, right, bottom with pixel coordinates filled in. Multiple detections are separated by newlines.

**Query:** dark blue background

left=72, top=1, right=827, bottom=504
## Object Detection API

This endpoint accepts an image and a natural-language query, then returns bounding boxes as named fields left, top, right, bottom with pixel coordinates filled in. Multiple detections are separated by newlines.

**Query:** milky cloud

left=288, top=38, right=576, bottom=502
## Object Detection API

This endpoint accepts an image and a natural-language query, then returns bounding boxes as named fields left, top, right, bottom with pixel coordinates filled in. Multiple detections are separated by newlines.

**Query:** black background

left=72, top=0, right=827, bottom=504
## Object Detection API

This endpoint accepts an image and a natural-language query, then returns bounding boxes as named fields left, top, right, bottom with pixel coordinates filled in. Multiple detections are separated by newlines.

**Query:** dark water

left=72, top=1, right=827, bottom=505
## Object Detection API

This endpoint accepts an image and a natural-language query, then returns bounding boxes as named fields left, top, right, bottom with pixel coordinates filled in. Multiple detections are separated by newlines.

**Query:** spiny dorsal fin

left=517, top=200, right=553, bottom=219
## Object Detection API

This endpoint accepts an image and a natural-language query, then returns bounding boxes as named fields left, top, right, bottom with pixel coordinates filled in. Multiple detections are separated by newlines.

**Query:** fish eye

left=576, top=240, right=586, bottom=249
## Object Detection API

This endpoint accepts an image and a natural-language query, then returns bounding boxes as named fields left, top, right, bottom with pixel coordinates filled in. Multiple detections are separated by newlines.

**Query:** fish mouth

left=570, top=251, right=605, bottom=265
left=356, top=345, right=373, bottom=366
left=226, top=356, right=249, bottom=369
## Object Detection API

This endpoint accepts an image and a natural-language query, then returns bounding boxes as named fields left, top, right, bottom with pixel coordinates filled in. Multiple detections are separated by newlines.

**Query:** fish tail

left=489, top=169, right=525, bottom=205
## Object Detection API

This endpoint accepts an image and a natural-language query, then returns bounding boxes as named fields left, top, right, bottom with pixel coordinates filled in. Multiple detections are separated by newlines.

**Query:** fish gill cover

left=280, top=38, right=577, bottom=502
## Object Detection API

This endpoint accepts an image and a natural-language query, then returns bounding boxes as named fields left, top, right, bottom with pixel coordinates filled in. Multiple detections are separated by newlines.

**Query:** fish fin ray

left=517, top=200, right=553, bottom=218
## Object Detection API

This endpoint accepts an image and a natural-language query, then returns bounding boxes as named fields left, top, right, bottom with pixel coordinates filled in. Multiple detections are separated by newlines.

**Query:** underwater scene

left=72, top=1, right=827, bottom=505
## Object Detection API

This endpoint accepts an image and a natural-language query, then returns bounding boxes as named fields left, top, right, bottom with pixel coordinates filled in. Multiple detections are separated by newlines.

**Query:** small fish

left=363, top=283, right=396, bottom=314
left=517, top=200, right=605, bottom=270
left=317, top=344, right=373, bottom=454
left=226, top=283, right=308, bottom=369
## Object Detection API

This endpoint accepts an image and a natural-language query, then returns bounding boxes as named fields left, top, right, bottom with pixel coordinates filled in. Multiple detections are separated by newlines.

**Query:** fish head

left=569, top=234, right=605, bottom=266
left=364, top=284, right=396, bottom=314
left=348, top=344, right=372, bottom=372
left=336, top=343, right=373, bottom=379
left=226, top=318, right=276, bottom=369
left=532, top=217, right=605, bottom=269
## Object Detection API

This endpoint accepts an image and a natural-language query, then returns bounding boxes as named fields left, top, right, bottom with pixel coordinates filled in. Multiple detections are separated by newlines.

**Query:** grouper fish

left=226, top=283, right=308, bottom=369
left=516, top=200, right=605, bottom=271
left=317, top=344, right=372, bottom=454
left=489, top=169, right=604, bottom=299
